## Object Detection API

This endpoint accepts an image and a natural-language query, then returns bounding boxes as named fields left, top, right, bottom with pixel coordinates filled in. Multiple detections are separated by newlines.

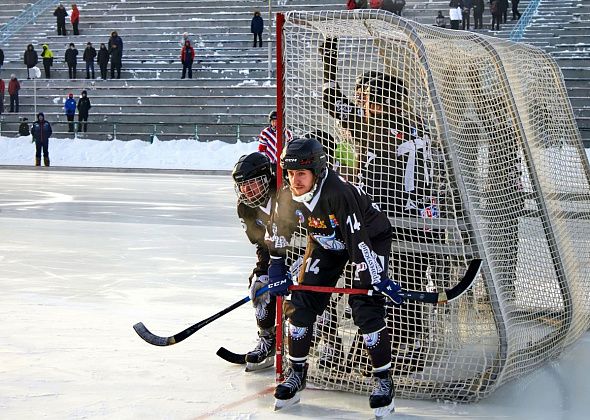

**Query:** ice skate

left=370, top=370, right=395, bottom=419
left=245, top=331, right=275, bottom=372
left=273, top=362, right=307, bottom=411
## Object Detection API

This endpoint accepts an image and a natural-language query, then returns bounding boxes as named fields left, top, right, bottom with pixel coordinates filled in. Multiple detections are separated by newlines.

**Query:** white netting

left=280, top=10, right=590, bottom=401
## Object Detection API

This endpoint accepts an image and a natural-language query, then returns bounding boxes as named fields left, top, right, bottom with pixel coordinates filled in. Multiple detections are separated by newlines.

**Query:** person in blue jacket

left=31, top=112, right=53, bottom=167
left=64, top=92, right=77, bottom=132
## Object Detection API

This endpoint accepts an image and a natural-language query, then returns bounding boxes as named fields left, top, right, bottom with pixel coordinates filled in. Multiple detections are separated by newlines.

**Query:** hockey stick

left=216, top=259, right=482, bottom=363
left=133, top=285, right=270, bottom=347
left=290, top=258, right=482, bottom=304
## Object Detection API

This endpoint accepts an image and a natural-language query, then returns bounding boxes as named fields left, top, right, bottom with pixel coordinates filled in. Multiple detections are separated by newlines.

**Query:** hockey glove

left=319, top=37, right=338, bottom=82
left=267, top=257, right=292, bottom=297
left=249, top=274, right=271, bottom=308
left=373, top=278, right=404, bottom=305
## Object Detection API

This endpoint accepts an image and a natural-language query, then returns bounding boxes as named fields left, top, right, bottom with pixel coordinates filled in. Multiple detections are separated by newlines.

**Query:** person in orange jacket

left=180, top=40, right=195, bottom=79
left=71, top=4, right=80, bottom=35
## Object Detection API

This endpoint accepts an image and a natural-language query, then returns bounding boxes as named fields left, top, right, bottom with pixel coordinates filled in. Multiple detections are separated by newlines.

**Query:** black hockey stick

left=290, top=258, right=482, bottom=304
left=216, top=259, right=482, bottom=363
left=133, top=285, right=270, bottom=347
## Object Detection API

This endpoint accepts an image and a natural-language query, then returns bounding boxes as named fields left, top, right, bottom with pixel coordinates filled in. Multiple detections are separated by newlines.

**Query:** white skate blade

left=273, top=394, right=300, bottom=411
left=373, top=399, right=395, bottom=419
left=245, top=357, right=274, bottom=372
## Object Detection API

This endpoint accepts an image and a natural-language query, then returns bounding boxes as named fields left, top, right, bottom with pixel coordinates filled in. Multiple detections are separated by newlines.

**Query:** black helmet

left=232, top=152, right=273, bottom=207
left=364, top=74, right=407, bottom=110
left=355, top=70, right=383, bottom=91
left=268, top=110, right=277, bottom=122
left=280, top=137, right=327, bottom=180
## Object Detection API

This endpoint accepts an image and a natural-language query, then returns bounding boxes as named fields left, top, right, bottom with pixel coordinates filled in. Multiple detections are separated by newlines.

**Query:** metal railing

left=0, top=120, right=262, bottom=144
left=0, top=0, right=59, bottom=43
left=509, top=0, right=542, bottom=42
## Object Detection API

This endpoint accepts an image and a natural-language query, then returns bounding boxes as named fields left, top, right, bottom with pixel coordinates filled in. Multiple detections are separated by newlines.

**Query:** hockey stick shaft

left=133, top=285, right=270, bottom=347
left=289, top=258, right=482, bottom=304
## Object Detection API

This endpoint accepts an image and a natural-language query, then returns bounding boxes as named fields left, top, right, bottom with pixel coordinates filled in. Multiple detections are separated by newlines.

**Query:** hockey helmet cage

left=364, top=74, right=407, bottom=110
left=232, top=152, right=273, bottom=208
left=268, top=110, right=278, bottom=122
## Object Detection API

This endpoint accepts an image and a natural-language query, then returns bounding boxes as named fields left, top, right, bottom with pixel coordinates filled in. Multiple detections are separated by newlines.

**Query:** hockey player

left=257, top=110, right=293, bottom=165
left=232, top=152, right=278, bottom=371
left=265, top=137, right=402, bottom=417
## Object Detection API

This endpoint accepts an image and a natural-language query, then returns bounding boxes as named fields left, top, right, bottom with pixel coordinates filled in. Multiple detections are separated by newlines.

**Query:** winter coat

left=41, top=45, right=54, bottom=66
left=251, top=15, right=263, bottom=34
left=64, top=98, right=77, bottom=116
left=53, top=6, right=68, bottom=23
left=24, top=46, right=38, bottom=67
left=71, top=5, right=79, bottom=23
left=0, top=49, right=4, bottom=66
left=181, top=43, right=195, bottom=64
left=31, top=119, right=52, bottom=142
left=97, top=47, right=109, bottom=66
left=109, top=46, right=122, bottom=65
left=0, top=79, right=4, bottom=95
left=473, top=0, right=485, bottom=15
left=8, top=79, right=20, bottom=96
left=77, top=96, right=91, bottom=116
left=108, top=36, right=123, bottom=54
left=83, top=46, right=96, bottom=63
left=65, top=48, right=78, bottom=65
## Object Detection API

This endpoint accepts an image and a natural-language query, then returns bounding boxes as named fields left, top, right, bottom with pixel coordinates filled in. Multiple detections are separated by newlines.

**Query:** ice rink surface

left=1, top=168, right=589, bottom=420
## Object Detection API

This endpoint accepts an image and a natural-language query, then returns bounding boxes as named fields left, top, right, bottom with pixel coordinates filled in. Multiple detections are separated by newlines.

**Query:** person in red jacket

left=8, top=74, right=20, bottom=113
left=71, top=4, right=80, bottom=35
left=180, top=40, right=195, bottom=79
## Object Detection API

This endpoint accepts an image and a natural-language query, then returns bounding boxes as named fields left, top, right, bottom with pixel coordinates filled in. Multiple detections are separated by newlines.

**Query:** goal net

left=278, top=10, right=590, bottom=401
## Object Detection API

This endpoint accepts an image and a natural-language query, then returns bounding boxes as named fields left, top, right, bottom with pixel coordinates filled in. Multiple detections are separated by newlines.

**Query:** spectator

left=435, top=10, right=447, bottom=27
left=180, top=40, right=195, bottom=79
left=108, top=31, right=123, bottom=55
left=8, top=74, right=19, bottom=112
left=71, top=4, right=80, bottom=35
left=0, top=48, right=4, bottom=73
left=449, top=0, right=463, bottom=30
left=369, top=0, right=383, bottom=8
left=511, top=0, right=521, bottom=20
left=31, top=112, right=52, bottom=167
left=53, top=4, right=68, bottom=36
left=109, top=43, right=122, bottom=79
left=462, top=0, right=472, bottom=30
left=251, top=11, right=264, bottom=48
left=97, top=43, right=109, bottom=80
left=388, top=0, right=406, bottom=16
left=473, top=0, right=485, bottom=29
left=83, top=42, right=96, bottom=79
left=77, top=90, right=91, bottom=132
left=65, top=43, right=78, bottom=79
left=0, top=77, right=4, bottom=114
left=19, top=117, right=30, bottom=136
left=500, top=0, right=509, bottom=23
left=490, top=0, right=501, bottom=30
left=41, top=44, right=54, bottom=79
left=257, top=110, right=294, bottom=166
left=24, top=44, right=38, bottom=80
left=64, top=93, right=77, bottom=132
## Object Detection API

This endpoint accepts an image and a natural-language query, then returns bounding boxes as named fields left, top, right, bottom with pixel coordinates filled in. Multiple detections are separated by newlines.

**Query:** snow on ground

left=0, top=169, right=589, bottom=420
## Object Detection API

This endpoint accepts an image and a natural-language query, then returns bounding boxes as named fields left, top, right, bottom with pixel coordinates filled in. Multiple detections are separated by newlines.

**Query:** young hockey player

left=232, top=152, right=277, bottom=371
left=265, top=137, right=403, bottom=417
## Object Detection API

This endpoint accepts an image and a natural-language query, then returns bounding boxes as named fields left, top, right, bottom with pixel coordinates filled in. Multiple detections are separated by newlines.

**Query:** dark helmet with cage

left=232, top=152, right=273, bottom=207
left=364, top=74, right=407, bottom=112
left=268, top=110, right=278, bottom=122
left=280, top=137, right=328, bottom=202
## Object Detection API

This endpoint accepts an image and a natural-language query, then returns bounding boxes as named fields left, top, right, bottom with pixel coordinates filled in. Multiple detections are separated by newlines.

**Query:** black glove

left=267, top=257, right=292, bottom=297
left=319, top=37, right=338, bottom=82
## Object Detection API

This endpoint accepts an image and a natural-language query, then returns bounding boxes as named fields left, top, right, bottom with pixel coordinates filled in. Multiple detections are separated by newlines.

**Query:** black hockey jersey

left=267, top=169, right=392, bottom=288
left=237, top=185, right=276, bottom=278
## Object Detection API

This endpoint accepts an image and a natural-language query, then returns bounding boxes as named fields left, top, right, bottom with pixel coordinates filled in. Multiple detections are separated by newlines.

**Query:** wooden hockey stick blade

left=133, top=285, right=270, bottom=347
left=290, top=258, right=482, bottom=305
left=216, top=347, right=247, bottom=364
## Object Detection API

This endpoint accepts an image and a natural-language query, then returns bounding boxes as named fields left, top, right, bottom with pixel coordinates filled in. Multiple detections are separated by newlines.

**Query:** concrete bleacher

left=0, top=0, right=587, bottom=145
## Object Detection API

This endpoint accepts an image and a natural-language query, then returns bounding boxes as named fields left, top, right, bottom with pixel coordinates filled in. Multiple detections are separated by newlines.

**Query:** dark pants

left=474, top=12, right=483, bottom=29
left=503, top=10, right=508, bottom=23
left=462, top=10, right=471, bottom=29
left=68, top=63, right=76, bottom=79
left=78, top=114, right=89, bottom=132
left=85, top=61, right=95, bottom=79
left=110, top=63, right=121, bottom=79
left=491, top=15, right=501, bottom=30
left=512, top=5, right=521, bottom=20
left=10, top=94, right=18, bottom=112
left=253, top=32, right=262, bottom=47
left=73, top=21, right=79, bottom=35
left=181, top=62, right=193, bottom=79
left=99, top=64, right=108, bottom=80
left=67, top=114, right=75, bottom=132
left=35, top=138, right=49, bottom=159
left=43, top=62, right=51, bottom=78
left=450, top=19, right=460, bottom=30
left=57, top=22, right=66, bottom=35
